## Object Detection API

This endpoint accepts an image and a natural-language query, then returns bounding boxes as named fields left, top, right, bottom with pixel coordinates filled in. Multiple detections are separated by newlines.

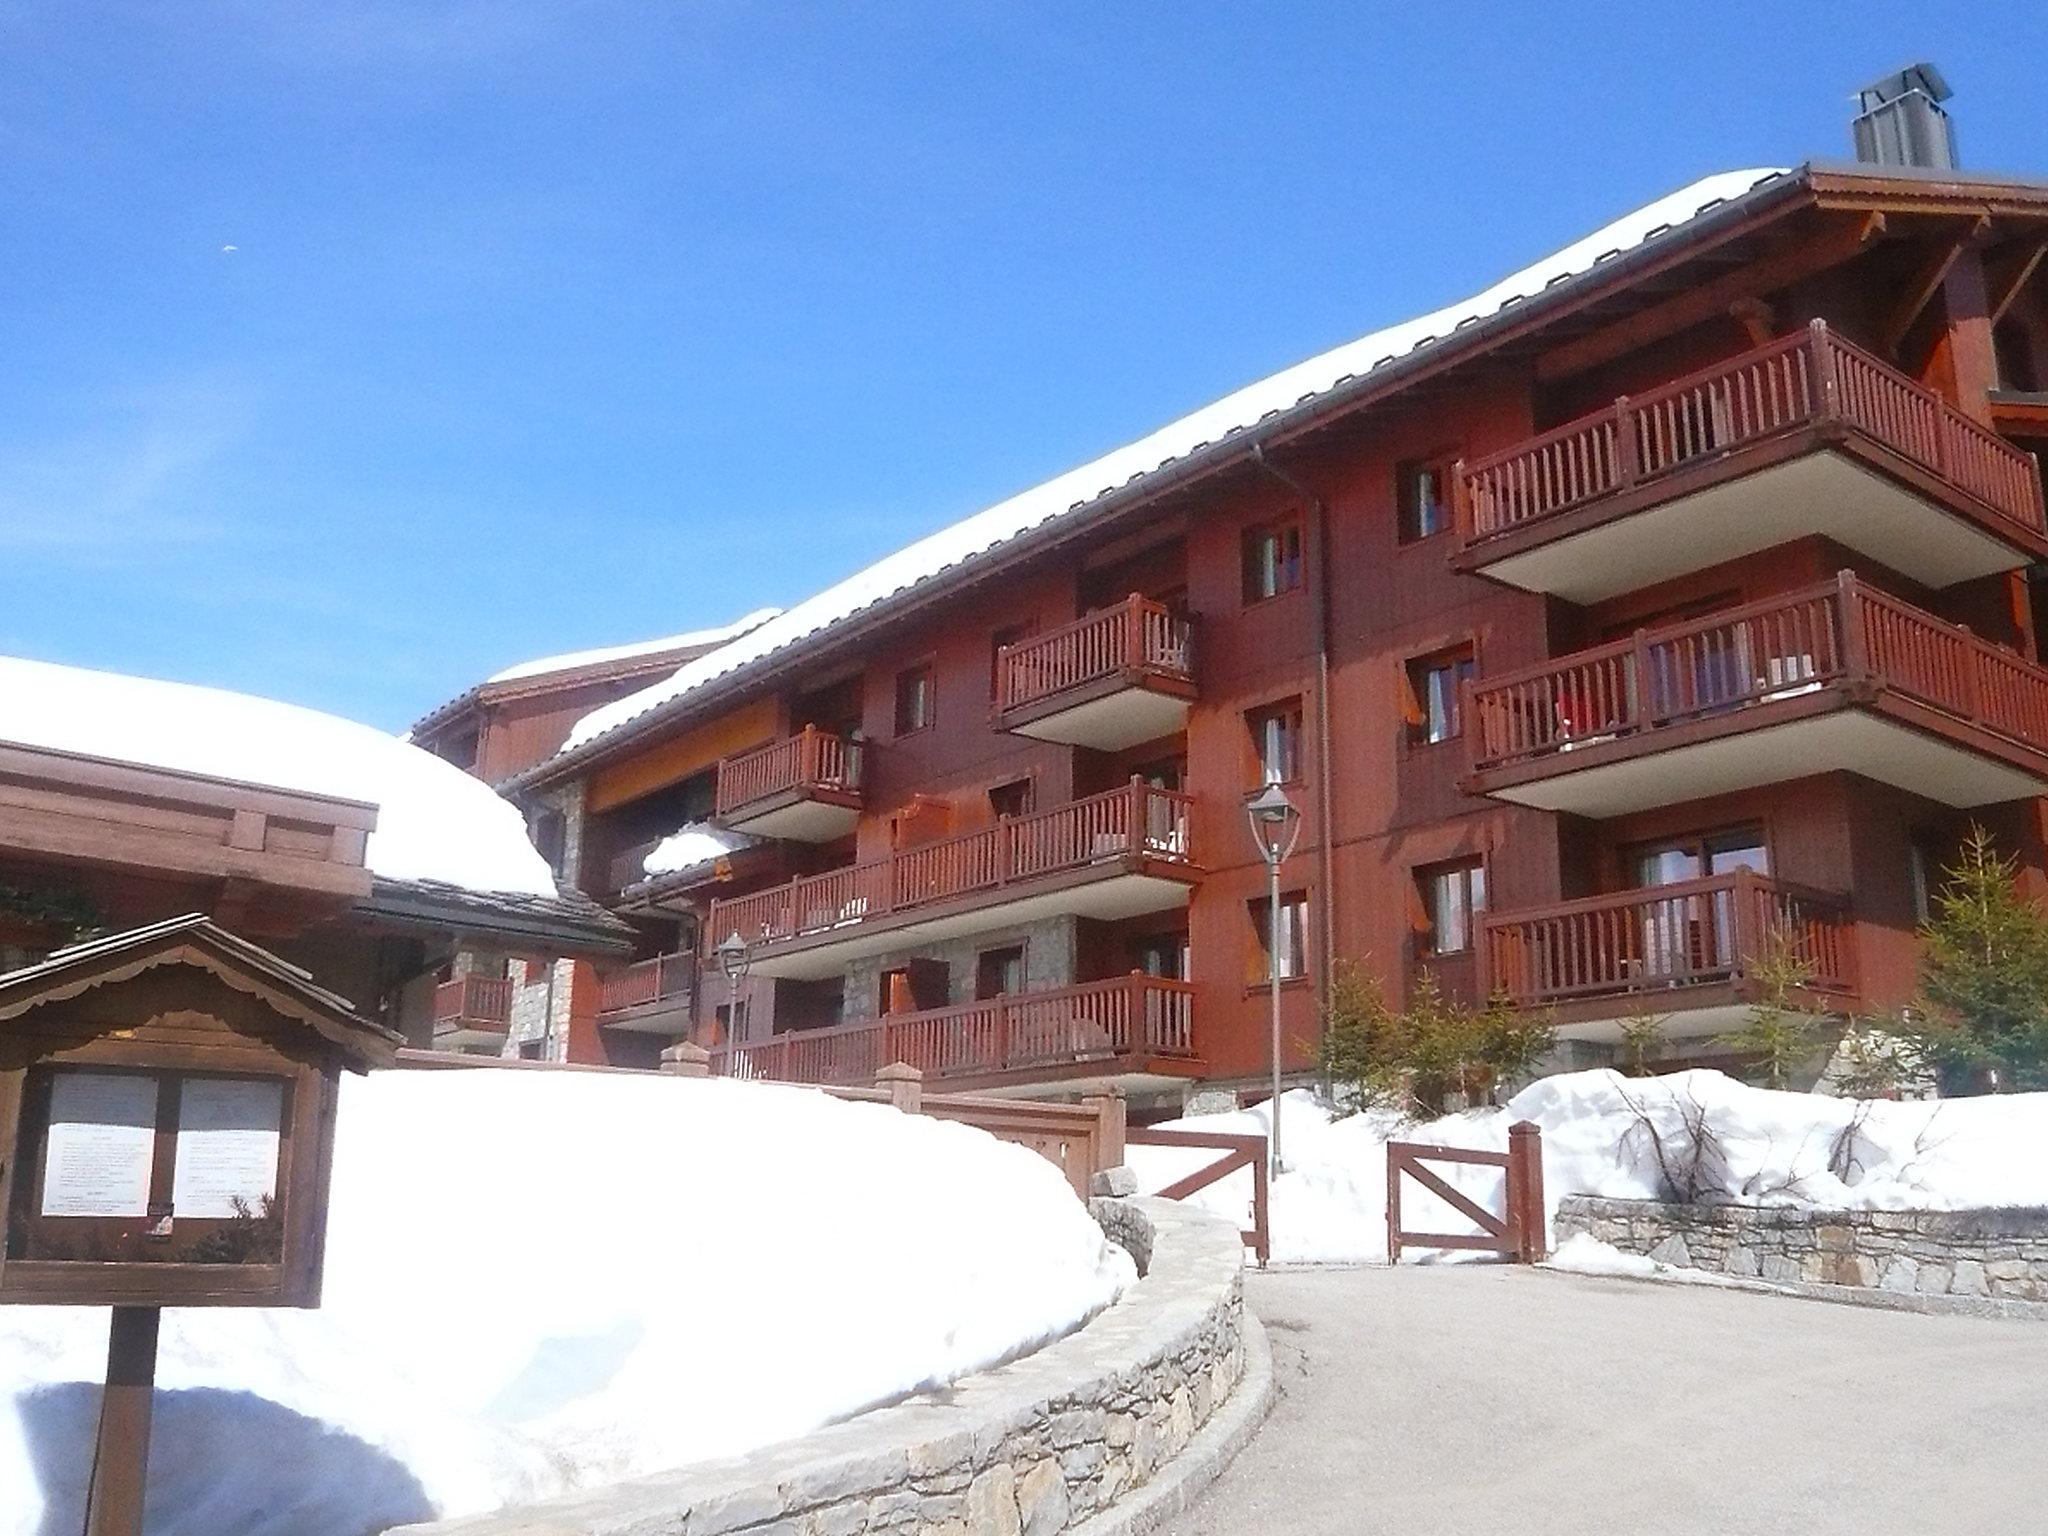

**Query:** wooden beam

left=1536, top=214, right=1883, bottom=382
left=1730, top=296, right=1777, bottom=347
left=1879, top=215, right=1991, bottom=358
left=1988, top=240, right=2048, bottom=326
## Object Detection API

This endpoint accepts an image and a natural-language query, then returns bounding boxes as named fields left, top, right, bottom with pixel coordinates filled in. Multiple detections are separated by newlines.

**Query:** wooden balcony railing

left=995, top=595, right=1193, bottom=715
left=1455, top=321, right=2046, bottom=548
left=706, top=974, right=1196, bottom=1086
left=1470, top=570, right=2048, bottom=772
left=1484, top=871, right=1854, bottom=1007
left=596, top=953, right=696, bottom=1017
left=432, top=975, right=513, bottom=1029
left=708, top=779, right=1196, bottom=950
left=715, top=726, right=864, bottom=819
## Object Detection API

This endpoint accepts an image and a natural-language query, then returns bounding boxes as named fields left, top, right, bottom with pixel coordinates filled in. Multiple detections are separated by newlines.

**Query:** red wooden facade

left=509, top=164, right=2048, bottom=1093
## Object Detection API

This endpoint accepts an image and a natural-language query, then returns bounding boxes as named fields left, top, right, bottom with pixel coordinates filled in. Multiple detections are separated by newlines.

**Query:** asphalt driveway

left=1183, top=1265, right=2048, bottom=1535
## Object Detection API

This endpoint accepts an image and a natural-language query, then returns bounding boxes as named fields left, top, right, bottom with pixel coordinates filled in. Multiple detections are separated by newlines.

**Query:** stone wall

left=392, top=1198, right=1251, bottom=1536
left=1558, top=1195, right=2048, bottom=1301
left=839, top=917, right=1079, bottom=1025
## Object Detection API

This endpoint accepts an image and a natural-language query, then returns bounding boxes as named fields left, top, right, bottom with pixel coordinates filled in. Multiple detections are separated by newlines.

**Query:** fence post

left=1386, top=1145, right=1404, bottom=1266
left=1508, top=1121, right=1547, bottom=1263
left=1835, top=569, right=1869, bottom=689
left=659, top=1040, right=711, bottom=1079
left=1806, top=317, right=1838, bottom=420
left=1127, top=775, right=1145, bottom=858
left=1081, top=1085, right=1127, bottom=1176
left=1612, top=395, right=1637, bottom=488
left=876, top=1060, right=923, bottom=1114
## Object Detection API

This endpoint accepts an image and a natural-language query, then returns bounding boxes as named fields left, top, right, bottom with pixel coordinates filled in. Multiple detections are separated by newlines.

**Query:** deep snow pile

left=1128, top=1071, right=2048, bottom=1266
left=0, top=655, right=554, bottom=895
left=1, top=1070, right=1131, bottom=1536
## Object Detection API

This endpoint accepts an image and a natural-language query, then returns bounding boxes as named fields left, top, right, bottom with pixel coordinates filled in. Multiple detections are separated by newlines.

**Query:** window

left=1404, top=646, right=1476, bottom=746
left=1417, top=859, right=1487, bottom=956
left=1245, top=699, right=1304, bottom=786
left=975, top=945, right=1026, bottom=1000
left=893, top=663, right=935, bottom=736
left=1397, top=455, right=1456, bottom=542
left=988, top=777, right=1035, bottom=819
left=1250, top=891, right=1310, bottom=982
left=1241, top=520, right=1305, bottom=603
left=1133, top=931, right=1190, bottom=981
left=1629, top=827, right=1769, bottom=888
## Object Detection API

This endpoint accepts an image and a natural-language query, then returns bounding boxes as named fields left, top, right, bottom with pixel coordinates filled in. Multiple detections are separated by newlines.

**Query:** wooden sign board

left=0, top=914, right=398, bottom=1309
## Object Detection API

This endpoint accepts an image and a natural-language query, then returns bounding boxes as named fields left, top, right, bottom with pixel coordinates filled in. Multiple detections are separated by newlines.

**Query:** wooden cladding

left=1483, top=870, right=1854, bottom=1007
left=713, top=727, right=864, bottom=818
left=706, top=973, right=1196, bottom=1087
left=1470, top=571, right=2048, bottom=772
left=595, top=953, right=695, bottom=1016
left=708, top=780, right=1196, bottom=950
left=994, top=595, right=1193, bottom=716
left=431, top=975, right=513, bottom=1029
left=1455, top=321, right=2046, bottom=547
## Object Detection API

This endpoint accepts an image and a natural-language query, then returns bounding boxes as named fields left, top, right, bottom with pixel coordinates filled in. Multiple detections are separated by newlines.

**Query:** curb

left=1070, top=1313, right=1276, bottom=1536
left=1541, top=1263, right=2048, bottom=1324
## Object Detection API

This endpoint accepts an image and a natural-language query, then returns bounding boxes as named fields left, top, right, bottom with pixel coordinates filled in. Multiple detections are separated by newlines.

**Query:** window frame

left=1403, top=643, right=1477, bottom=749
left=1240, top=518, right=1306, bottom=605
left=1396, top=451, right=1459, bottom=544
left=892, top=660, right=937, bottom=738
left=1248, top=889, right=1311, bottom=984
left=1415, top=856, right=1488, bottom=958
left=1244, top=697, right=1306, bottom=788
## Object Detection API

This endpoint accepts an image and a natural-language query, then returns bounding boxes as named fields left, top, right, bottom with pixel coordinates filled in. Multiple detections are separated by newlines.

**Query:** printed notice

left=41, top=1071, right=158, bottom=1218
left=172, top=1077, right=283, bottom=1220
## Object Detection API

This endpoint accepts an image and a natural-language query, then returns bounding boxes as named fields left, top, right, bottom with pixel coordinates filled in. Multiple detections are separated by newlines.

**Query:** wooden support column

left=84, top=1305, right=161, bottom=1536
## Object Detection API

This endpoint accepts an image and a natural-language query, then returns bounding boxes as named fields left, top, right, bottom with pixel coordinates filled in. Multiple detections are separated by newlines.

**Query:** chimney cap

left=1856, top=62, right=1952, bottom=112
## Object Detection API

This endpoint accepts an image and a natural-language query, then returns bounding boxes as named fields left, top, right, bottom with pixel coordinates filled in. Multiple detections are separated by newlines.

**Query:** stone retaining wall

left=393, top=1198, right=1246, bottom=1536
left=1558, top=1194, right=2048, bottom=1300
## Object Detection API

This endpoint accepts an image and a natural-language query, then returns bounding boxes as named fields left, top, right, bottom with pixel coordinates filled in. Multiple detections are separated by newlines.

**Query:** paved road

left=1184, top=1265, right=2048, bottom=1535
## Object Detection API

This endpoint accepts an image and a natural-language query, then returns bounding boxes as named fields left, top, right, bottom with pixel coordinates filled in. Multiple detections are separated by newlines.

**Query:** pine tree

left=1719, top=926, right=1819, bottom=1090
left=1469, top=985, right=1557, bottom=1104
left=1315, top=961, right=1411, bottom=1114
left=1914, top=824, right=2048, bottom=1092
left=1617, top=1005, right=1668, bottom=1076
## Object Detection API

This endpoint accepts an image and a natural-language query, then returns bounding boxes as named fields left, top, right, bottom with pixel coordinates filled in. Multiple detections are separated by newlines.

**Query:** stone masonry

left=1558, top=1195, right=2048, bottom=1301
left=392, top=1198, right=1247, bottom=1536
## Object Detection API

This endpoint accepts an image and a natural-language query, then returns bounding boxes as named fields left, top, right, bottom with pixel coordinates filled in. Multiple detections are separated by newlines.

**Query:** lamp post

left=714, top=930, right=752, bottom=1047
left=1244, top=782, right=1303, bottom=1177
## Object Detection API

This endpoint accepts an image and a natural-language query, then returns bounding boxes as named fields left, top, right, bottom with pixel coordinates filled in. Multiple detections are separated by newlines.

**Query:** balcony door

left=1628, top=829, right=1768, bottom=983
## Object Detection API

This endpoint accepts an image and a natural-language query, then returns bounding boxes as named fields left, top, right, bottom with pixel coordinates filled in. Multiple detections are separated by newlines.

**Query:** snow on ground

left=484, top=608, right=782, bottom=684
left=0, top=656, right=555, bottom=895
left=1128, top=1071, right=2048, bottom=1267
left=0, top=1070, right=1130, bottom=1536
left=560, top=168, right=1785, bottom=759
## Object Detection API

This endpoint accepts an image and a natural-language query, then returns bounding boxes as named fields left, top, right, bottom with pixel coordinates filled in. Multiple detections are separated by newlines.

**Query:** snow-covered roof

left=551, top=167, right=1789, bottom=766
left=0, top=656, right=558, bottom=897
left=484, top=608, right=782, bottom=685
left=640, top=822, right=757, bottom=881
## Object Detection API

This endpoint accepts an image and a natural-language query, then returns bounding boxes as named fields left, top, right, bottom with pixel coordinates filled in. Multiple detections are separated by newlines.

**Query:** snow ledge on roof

left=486, top=608, right=783, bottom=685
left=557, top=168, right=1787, bottom=761
left=0, top=655, right=558, bottom=897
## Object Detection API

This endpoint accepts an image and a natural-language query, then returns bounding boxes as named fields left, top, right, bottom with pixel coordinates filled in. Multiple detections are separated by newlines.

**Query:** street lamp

left=1245, top=782, right=1303, bottom=1177
left=714, top=931, right=752, bottom=1046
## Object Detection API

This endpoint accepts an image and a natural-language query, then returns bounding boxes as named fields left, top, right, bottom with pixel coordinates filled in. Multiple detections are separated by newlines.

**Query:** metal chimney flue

left=1852, top=62, right=1958, bottom=170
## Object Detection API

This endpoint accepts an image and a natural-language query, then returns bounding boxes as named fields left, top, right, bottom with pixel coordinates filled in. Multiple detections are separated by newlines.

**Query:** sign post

left=0, top=915, right=398, bottom=1535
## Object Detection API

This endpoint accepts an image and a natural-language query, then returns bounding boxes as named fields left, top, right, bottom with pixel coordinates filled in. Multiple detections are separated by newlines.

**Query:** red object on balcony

left=707, top=779, right=1195, bottom=954
left=706, top=973, right=1197, bottom=1088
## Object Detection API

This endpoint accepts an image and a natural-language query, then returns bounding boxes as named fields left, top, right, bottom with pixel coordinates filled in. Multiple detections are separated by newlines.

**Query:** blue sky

left=3, top=3, right=2040, bottom=731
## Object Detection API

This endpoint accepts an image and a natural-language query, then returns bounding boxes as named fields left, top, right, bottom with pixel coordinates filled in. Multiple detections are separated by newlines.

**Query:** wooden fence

left=1126, top=1125, right=1270, bottom=1267
left=431, top=975, right=512, bottom=1029
left=1386, top=1122, right=1546, bottom=1264
left=994, top=594, right=1193, bottom=715
left=715, top=726, right=863, bottom=818
left=595, top=952, right=696, bottom=1016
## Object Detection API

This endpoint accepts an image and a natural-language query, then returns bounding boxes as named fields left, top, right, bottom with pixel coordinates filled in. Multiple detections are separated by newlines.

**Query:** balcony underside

left=1545, top=986, right=1850, bottom=1042
left=1470, top=689, right=2048, bottom=817
left=1461, top=440, right=2036, bottom=603
left=748, top=859, right=1197, bottom=980
left=598, top=995, right=695, bottom=1035
left=432, top=1023, right=509, bottom=1050
left=1000, top=673, right=1195, bottom=750
left=720, top=788, right=863, bottom=842
left=931, top=1057, right=1208, bottom=1099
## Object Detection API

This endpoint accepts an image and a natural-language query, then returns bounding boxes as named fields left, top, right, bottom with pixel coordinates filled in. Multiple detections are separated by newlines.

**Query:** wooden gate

left=1126, top=1126, right=1270, bottom=1267
left=1386, top=1121, right=1546, bottom=1264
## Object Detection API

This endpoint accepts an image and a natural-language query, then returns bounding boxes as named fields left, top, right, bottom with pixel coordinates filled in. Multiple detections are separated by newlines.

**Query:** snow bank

left=0, top=1070, right=1130, bottom=1536
left=0, top=655, right=555, bottom=896
left=560, top=169, right=1784, bottom=758
left=485, top=608, right=782, bottom=684
left=1128, top=1071, right=2048, bottom=1266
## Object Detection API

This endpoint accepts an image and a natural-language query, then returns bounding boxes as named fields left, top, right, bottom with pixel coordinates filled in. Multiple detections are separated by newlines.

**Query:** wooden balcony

left=707, top=780, right=1199, bottom=980
left=431, top=975, right=513, bottom=1049
left=1484, top=872, right=1855, bottom=1036
left=595, top=953, right=696, bottom=1035
left=1467, top=572, right=2048, bottom=817
left=707, top=974, right=1200, bottom=1095
left=713, top=727, right=864, bottom=841
left=1452, top=322, right=2048, bottom=601
left=994, top=596, right=1196, bottom=750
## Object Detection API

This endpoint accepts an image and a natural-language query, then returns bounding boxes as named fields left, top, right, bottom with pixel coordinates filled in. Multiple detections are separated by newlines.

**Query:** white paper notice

left=41, top=1071, right=159, bottom=1218
left=172, top=1077, right=283, bottom=1220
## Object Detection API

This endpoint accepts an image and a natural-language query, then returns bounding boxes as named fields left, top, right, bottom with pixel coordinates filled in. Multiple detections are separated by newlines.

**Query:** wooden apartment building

left=481, top=111, right=2048, bottom=1104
